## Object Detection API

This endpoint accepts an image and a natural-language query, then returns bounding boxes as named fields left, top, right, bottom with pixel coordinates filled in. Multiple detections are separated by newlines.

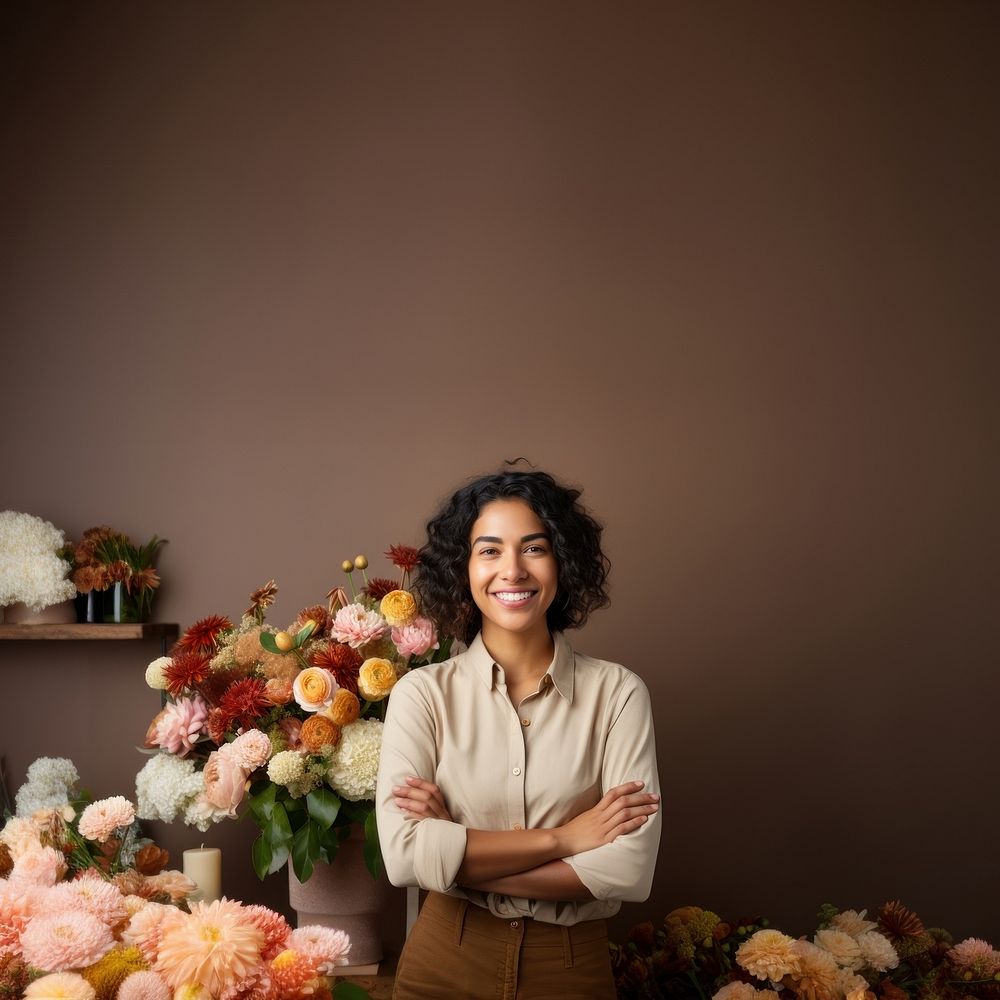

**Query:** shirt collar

left=466, top=631, right=575, bottom=703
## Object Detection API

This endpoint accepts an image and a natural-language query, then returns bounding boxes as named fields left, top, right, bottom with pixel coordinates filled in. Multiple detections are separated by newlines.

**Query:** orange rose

left=293, top=667, right=338, bottom=711
left=300, top=715, right=342, bottom=753
left=322, top=689, right=361, bottom=727
left=358, top=657, right=398, bottom=701
left=379, top=590, right=417, bottom=627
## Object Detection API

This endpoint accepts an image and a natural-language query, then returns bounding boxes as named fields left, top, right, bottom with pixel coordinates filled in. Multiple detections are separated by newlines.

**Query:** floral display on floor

left=0, top=511, right=77, bottom=613
left=135, top=546, right=455, bottom=883
left=611, top=902, right=1000, bottom=1000
left=1, top=758, right=368, bottom=1000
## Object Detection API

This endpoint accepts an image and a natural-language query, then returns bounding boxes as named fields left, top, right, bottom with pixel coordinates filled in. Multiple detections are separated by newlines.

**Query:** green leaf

left=291, top=821, right=320, bottom=883
left=333, top=983, right=372, bottom=1000
left=363, top=810, right=383, bottom=879
left=295, top=620, right=318, bottom=645
left=251, top=835, right=272, bottom=881
left=258, top=631, right=281, bottom=654
left=249, top=783, right=278, bottom=822
left=306, top=788, right=341, bottom=830
left=268, top=841, right=290, bottom=875
left=267, top=802, right=294, bottom=849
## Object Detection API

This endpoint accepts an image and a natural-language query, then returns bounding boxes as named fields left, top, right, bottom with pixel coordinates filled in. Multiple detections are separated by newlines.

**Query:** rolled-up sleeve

left=376, top=672, right=469, bottom=892
left=563, top=675, right=661, bottom=901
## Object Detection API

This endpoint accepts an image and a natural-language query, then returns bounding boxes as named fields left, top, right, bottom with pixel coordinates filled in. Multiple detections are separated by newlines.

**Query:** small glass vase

left=103, top=583, right=148, bottom=623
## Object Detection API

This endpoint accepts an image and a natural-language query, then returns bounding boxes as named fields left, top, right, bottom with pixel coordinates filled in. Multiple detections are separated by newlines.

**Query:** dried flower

left=134, top=844, right=170, bottom=876
left=878, top=901, right=924, bottom=942
left=174, top=616, right=232, bottom=656
left=244, top=580, right=278, bottom=621
left=362, top=577, right=398, bottom=601
left=292, top=605, right=329, bottom=636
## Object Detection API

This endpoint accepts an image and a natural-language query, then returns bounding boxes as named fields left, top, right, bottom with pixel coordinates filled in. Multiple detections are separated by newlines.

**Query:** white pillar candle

left=183, top=846, right=222, bottom=903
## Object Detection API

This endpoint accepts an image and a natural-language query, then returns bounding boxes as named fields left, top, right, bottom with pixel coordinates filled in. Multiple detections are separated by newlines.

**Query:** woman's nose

left=500, top=554, right=527, bottom=580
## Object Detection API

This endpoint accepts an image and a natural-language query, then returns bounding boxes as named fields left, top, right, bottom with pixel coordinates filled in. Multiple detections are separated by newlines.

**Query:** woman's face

left=467, top=498, right=558, bottom=643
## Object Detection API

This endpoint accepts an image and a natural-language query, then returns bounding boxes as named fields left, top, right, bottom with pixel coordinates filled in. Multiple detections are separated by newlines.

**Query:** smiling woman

left=375, top=466, right=662, bottom=999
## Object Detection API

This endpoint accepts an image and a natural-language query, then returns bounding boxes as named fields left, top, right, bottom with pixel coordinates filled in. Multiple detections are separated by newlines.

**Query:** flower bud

left=274, top=631, right=294, bottom=652
left=341, top=560, right=354, bottom=573
left=354, top=555, right=368, bottom=569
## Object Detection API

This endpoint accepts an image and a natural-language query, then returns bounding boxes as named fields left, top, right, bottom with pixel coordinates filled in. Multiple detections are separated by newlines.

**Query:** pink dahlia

left=117, top=971, right=172, bottom=1000
left=948, top=938, right=1000, bottom=976
left=287, top=925, right=352, bottom=973
left=20, top=911, right=115, bottom=971
left=77, top=796, right=136, bottom=843
left=331, top=604, right=387, bottom=648
left=155, top=898, right=264, bottom=995
left=229, top=729, right=272, bottom=770
left=391, top=615, right=439, bottom=658
left=242, top=904, right=292, bottom=960
left=0, top=879, right=39, bottom=956
left=155, top=696, right=208, bottom=756
left=47, top=877, right=128, bottom=928
left=10, top=846, right=66, bottom=887
left=268, top=948, right=320, bottom=997
left=121, top=902, right=184, bottom=963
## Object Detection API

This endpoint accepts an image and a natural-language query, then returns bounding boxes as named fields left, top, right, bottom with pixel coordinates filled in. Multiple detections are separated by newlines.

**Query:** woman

left=376, top=468, right=661, bottom=998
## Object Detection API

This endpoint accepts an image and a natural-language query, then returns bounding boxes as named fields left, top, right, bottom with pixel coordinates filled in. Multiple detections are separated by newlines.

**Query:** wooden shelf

left=0, top=623, right=178, bottom=641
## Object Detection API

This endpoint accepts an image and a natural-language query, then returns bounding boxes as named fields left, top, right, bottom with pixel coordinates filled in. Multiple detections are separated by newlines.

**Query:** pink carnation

left=117, top=971, right=172, bottom=1000
left=155, top=695, right=208, bottom=755
left=20, top=910, right=115, bottom=971
left=10, top=846, right=65, bottom=887
left=77, top=796, right=136, bottom=842
left=948, top=938, right=1000, bottom=976
left=391, top=615, right=439, bottom=657
left=331, top=603, right=388, bottom=648
left=229, top=729, right=272, bottom=770
left=287, top=924, right=352, bottom=973
left=242, top=904, right=292, bottom=960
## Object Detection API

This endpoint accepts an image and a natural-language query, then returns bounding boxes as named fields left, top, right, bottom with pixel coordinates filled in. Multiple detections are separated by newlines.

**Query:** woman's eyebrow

left=471, top=532, right=550, bottom=545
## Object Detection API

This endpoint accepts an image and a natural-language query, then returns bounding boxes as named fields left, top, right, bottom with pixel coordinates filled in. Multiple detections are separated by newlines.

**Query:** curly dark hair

left=415, top=468, right=611, bottom=644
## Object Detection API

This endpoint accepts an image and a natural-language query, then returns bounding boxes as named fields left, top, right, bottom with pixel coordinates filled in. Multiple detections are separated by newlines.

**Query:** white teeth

left=495, top=591, right=535, bottom=603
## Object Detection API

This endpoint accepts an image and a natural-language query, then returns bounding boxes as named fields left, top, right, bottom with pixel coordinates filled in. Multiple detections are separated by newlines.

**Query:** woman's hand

left=555, top=781, right=659, bottom=857
left=392, top=776, right=454, bottom=822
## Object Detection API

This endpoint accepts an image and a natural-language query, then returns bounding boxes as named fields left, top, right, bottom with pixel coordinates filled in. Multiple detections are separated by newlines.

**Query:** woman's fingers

left=392, top=776, right=452, bottom=821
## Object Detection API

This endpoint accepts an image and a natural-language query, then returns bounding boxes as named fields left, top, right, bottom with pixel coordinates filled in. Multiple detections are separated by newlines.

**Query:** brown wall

left=1, top=0, right=997, bottom=947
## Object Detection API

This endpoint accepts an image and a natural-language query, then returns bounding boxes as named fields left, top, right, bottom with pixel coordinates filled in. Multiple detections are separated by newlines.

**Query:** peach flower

left=292, top=667, right=338, bottom=712
left=378, top=590, right=417, bottom=627
left=322, top=689, right=361, bottom=727
left=202, top=748, right=248, bottom=816
left=358, top=657, right=397, bottom=701
left=78, top=797, right=136, bottom=843
left=391, top=615, right=439, bottom=657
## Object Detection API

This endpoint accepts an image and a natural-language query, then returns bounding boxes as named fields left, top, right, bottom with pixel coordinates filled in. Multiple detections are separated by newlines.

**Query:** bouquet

left=0, top=759, right=366, bottom=1000
left=0, top=511, right=76, bottom=612
left=612, top=902, right=1000, bottom=1000
left=136, top=545, right=454, bottom=883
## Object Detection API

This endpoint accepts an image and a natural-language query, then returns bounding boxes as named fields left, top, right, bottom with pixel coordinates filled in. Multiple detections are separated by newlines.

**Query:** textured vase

left=287, top=832, right=394, bottom=969
left=4, top=600, right=76, bottom=624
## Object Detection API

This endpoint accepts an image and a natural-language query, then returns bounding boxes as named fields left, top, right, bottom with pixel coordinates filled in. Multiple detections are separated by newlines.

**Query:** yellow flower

left=379, top=590, right=417, bottom=627
left=300, top=715, right=342, bottom=753
left=358, top=658, right=397, bottom=701
left=293, top=667, right=337, bottom=711
left=322, top=689, right=361, bottom=727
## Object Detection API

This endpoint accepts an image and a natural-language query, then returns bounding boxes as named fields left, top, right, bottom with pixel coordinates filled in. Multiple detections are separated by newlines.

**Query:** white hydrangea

left=327, top=718, right=382, bottom=801
left=183, top=794, right=229, bottom=833
left=0, top=510, right=77, bottom=611
left=145, top=656, right=172, bottom=690
left=135, top=753, right=204, bottom=823
left=857, top=931, right=899, bottom=972
left=15, top=757, right=80, bottom=816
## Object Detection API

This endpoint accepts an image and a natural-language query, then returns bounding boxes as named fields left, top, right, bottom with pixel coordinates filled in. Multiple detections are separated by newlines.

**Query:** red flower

left=217, top=678, right=270, bottom=728
left=163, top=652, right=211, bottom=697
left=174, top=615, right=233, bottom=656
left=385, top=544, right=420, bottom=573
left=309, top=642, right=361, bottom=695
left=362, top=577, right=398, bottom=602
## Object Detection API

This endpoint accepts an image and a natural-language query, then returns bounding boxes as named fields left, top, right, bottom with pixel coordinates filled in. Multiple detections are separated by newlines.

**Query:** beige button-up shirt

left=376, top=631, right=661, bottom=925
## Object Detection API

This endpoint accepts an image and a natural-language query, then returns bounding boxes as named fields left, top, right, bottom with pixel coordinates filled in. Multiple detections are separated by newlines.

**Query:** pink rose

left=202, top=747, right=248, bottom=816
left=391, top=615, right=439, bottom=658
left=278, top=717, right=303, bottom=750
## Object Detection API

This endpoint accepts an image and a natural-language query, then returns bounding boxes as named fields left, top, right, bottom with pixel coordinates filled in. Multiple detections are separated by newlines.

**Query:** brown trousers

left=393, top=891, right=616, bottom=999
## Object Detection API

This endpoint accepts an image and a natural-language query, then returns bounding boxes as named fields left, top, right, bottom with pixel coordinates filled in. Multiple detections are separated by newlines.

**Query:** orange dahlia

left=362, top=577, right=398, bottom=602
left=385, top=544, right=420, bottom=573
left=163, top=653, right=211, bottom=697
left=309, top=642, right=361, bottom=695
left=217, top=679, right=270, bottom=728
left=268, top=949, right=320, bottom=999
left=174, top=616, right=233, bottom=656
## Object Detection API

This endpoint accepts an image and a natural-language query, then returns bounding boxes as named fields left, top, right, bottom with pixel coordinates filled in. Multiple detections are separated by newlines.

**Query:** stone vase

left=287, top=830, right=394, bottom=972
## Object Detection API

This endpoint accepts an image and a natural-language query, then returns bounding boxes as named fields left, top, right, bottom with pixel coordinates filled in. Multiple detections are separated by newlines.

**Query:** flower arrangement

left=135, top=545, right=454, bottom=884
left=0, top=760, right=368, bottom=1000
left=0, top=511, right=76, bottom=612
left=611, top=902, right=1000, bottom=1000
left=66, top=526, right=166, bottom=623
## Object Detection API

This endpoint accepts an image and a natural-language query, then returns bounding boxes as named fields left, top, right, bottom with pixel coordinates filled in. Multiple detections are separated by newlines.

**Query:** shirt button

left=521, top=718, right=530, bottom=727
left=513, top=823, right=523, bottom=830
left=510, top=921, right=519, bottom=928
left=512, top=767, right=521, bottom=776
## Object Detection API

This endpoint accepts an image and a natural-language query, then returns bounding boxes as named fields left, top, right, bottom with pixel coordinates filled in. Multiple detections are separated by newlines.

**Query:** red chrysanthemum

left=174, top=615, right=233, bottom=656
left=362, top=577, right=398, bottom=601
left=217, top=678, right=270, bottom=728
left=309, top=642, right=361, bottom=695
left=385, top=544, right=420, bottom=572
left=292, top=605, right=330, bottom=636
left=199, top=664, right=249, bottom=706
left=207, top=707, right=234, bottom=745
left=163, top=652, right=211, bottom=697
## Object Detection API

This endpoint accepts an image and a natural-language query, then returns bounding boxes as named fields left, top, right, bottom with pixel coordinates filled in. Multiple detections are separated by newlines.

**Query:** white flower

left=830, top=909, right=878, bottom=939
left=714, top=984, right=779, bottom=1000
left=15, top=757, right=80, bottom=816
left=267, top=750, right=306, bottom=787
left=135, top=754, right=204, bottom=823
left=182, top=794, right=229, bottom=832
left=326, top=718, right=382, bottom=801
left=0, top=510, right=77, bottom=611
left=814, top=928, right=864, bottom=970
left=145, top=656, right=172, bottom=690
left=838, top=969, right=873, bottom=1000
left=857, top=931, right=899, bottom=972
left=0, top=816, right=43, bottom=860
